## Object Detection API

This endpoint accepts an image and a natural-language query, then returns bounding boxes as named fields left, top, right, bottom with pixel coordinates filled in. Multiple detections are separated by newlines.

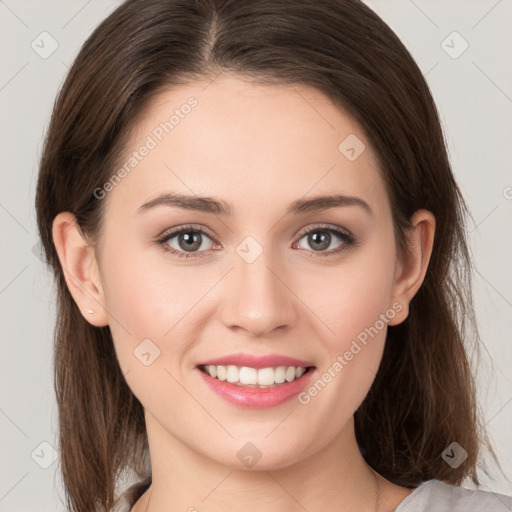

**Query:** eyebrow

left=137, top=192, right=373, bottom=217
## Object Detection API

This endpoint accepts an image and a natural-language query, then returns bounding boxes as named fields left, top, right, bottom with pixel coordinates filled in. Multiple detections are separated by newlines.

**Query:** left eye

left=294, top=226, right=353, bottom=255
left=156, top=225, right=354, bottom=259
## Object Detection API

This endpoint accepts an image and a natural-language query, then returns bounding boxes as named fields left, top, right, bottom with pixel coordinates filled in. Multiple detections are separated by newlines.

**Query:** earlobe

left=388, top=209, right=436, bottom=326
left=51, top=212, right=109, bottom=327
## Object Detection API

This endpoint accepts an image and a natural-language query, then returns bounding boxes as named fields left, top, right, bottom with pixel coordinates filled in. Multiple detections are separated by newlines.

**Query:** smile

left=198, top=364, right=313, bottom=387
left=196, top=364, right=316, bottom=409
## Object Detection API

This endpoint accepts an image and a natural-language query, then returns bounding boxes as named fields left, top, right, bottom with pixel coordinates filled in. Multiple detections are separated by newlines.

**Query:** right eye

left=156, top=225, right=219, bottom=259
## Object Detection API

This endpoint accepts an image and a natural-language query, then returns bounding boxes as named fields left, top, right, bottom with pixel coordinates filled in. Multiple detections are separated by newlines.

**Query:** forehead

left=103, top=73, right=387, bottom=221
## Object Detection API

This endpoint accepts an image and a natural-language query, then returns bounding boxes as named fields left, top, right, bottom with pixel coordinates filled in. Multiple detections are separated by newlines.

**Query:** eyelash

left=154, top=224, right=356, bottom=260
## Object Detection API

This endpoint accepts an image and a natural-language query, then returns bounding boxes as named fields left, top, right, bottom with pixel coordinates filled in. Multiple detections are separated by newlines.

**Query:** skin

left=52, top=73, right=435, bottom=511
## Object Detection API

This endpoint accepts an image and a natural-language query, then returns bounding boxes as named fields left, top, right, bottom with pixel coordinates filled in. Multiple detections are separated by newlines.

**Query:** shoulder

left=395, top=479, right=512, bottom=511
left=109, top=477, right=152, bottom=512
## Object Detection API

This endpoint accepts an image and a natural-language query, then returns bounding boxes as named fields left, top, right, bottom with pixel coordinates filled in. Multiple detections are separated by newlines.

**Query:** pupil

left=181, top=232, right=200, bottom=251
left=310, top=231, right=329, bottom=251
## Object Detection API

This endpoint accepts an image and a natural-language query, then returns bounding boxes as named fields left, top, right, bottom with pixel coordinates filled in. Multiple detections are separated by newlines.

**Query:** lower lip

left=196, top=367, right=316, bottom=409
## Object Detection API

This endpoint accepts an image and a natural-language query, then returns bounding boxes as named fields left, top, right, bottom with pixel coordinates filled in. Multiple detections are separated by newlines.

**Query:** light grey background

left=0, top=1, right=511, bottom=510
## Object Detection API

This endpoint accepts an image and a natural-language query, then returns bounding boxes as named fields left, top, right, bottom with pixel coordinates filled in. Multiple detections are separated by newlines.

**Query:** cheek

left=98, top=239, right=201, bottom=367
left=102, top=228, right=206, bottom=320
left=295, top=236, right=398, bottom=429
left=99, top=242, right=211, bottom=412
left=306, top=237, right=397, bottom=353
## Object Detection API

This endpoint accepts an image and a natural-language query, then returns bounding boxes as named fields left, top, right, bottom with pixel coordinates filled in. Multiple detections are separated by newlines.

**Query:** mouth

left=197, top=364, right=315, bottom=388
left=195, top=362, right=317, bottom=409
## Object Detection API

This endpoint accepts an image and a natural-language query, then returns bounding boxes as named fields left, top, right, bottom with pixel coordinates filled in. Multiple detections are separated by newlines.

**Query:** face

left=92, top=73, right=406, bottom=470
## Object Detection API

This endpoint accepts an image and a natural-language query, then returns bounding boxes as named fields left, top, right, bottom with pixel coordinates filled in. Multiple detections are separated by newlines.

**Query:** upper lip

left=197, top=353, right=315, bottom=369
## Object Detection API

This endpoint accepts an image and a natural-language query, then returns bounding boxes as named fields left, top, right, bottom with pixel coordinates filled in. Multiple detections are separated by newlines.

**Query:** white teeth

left=239, top=366, right=257, bottom=385
left=202, top=365, right=310, bottom=387
left=285, top=366, right=296, bottom=382
left=257, top=367, right=275, bottom=386
left=226, top=365, right=239, bottom=383
left=274, top=366, right=286, bottom=384
left=216, top=365, right=227, bottom=381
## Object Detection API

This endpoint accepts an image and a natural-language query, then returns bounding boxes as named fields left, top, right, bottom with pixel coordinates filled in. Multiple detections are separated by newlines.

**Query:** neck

left=132, top=411, right=411, bottom=512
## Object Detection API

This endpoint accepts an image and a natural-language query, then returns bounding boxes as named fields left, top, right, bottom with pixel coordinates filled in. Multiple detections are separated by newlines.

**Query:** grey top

left=110, top=477, right=512, bottom=511
left=394, top=479, right=511, bottom=511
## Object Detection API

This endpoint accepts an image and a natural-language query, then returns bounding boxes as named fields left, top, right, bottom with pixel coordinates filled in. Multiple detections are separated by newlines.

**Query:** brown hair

left=35, top=0, right=498, bottom=510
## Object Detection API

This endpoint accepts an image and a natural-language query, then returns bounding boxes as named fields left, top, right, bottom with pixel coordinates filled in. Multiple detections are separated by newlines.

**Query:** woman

left=35, top=0, right=511, bottom=511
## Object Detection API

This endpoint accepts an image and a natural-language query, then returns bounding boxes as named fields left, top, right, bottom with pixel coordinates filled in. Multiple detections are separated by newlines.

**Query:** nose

left=219, top=243, right=298, bottom=338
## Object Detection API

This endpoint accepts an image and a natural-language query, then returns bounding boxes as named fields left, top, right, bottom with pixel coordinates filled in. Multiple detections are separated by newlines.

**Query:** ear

left=388, top=209, right=436, bottom=326
left=51, top=212, right=109, bottom=327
